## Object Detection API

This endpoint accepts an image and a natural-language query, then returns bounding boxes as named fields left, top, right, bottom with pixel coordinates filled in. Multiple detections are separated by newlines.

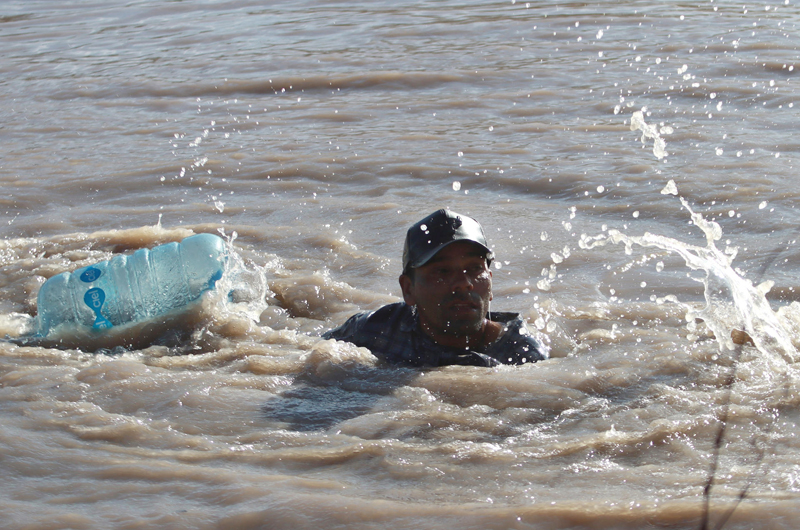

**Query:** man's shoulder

left=322, top=302, right=410, bottom=340
left=488, top=311, right=522, bottom=325
left=322, top=302, right=419, bottom=364
left=486, top=311, right=549, bottom=363
left=365, top=302, right=410, bottom=323
left=323, top=305, right=549, bottom=366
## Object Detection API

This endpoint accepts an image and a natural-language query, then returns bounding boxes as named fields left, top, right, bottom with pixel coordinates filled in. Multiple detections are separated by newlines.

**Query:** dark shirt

left=322, top=302, right=548, bottom=367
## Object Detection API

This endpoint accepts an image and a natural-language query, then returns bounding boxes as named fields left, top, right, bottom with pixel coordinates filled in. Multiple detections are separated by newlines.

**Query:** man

left=323, top=209, right=549, bottom=367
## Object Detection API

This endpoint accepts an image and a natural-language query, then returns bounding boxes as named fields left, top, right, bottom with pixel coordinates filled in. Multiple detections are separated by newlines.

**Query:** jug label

left=80, top=267, right=102, bottom=283
left=208, top=268, right=223, bottom=289
left=84, top=287, right=113, bottom=329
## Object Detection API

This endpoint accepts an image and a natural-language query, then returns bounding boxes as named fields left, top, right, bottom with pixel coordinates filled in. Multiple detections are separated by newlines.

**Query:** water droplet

left=661, top=180, right=678, bottom=195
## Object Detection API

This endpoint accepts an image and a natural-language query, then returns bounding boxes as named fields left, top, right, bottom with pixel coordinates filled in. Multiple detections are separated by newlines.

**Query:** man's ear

left=399, top=274, right=415, bottom=306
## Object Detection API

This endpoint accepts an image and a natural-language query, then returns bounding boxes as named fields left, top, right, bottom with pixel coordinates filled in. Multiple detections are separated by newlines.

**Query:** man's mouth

left=445, top=296, right=481, bottom=314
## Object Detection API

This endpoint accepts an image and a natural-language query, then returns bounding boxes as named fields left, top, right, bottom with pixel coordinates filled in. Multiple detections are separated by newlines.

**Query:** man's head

left=399, top=210, right=495, bottom=348
left=402, top=209, right=493, bottom=274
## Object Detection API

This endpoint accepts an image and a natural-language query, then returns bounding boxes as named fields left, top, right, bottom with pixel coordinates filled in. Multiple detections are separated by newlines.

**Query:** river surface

left=2, top=1, right=800, bottom=529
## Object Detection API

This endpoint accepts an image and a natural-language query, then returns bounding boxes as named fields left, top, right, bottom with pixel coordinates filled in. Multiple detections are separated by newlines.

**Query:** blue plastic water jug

left=36, top=233, right=227, bottom=337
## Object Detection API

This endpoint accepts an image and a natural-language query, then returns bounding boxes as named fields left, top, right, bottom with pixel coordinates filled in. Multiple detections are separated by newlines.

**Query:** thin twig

left=700, top=245, right=793, bottom=530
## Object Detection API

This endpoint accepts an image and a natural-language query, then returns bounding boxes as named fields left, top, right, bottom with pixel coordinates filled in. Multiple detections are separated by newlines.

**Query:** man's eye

left=467, top=264, right=484, bottom=275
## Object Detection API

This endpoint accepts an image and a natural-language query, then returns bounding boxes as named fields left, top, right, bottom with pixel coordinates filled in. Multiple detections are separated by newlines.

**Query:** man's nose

left=449, top=269, right=474, bottom=291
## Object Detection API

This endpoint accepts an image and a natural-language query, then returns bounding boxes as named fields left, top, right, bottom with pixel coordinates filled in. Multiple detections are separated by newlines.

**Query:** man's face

left=400, top=241, right=493, bottom=346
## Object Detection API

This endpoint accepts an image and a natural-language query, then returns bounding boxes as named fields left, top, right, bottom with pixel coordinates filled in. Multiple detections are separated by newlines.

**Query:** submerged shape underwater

left=1, top=1, right=800, bottom=528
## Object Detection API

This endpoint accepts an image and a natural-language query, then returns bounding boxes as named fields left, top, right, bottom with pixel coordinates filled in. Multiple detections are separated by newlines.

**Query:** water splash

left=579, top=198, right=797, bottom=363
left=216, top=230, right=272, bottom=323
left=630, top=110, right=669, bottom=160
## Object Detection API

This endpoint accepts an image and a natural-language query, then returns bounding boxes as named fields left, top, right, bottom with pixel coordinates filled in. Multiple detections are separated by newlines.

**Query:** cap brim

left=410, top=239, right=493, bottom=269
